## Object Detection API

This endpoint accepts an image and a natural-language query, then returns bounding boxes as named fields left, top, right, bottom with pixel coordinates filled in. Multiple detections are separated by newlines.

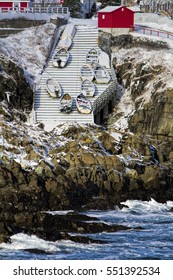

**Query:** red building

left=98, top=6, right=135, bottom=30
left=0, top=1, right=30, bottom=11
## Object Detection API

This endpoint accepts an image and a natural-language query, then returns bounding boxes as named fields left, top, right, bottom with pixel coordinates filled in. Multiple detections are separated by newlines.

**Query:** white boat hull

left=60, top=93, right=73, bottom=113
left=46, top=78, right=62, bottom=98
left=86, top=48, right=99, bottom=64
left=76, top=93, right=92, bottom=114
left=80, top=64, right=94, bottom=82
left=81, top=79, right=95, bottom=97
left=53, top=48, right=69, bottom=68
left=94, top=64, right=111, bottom=84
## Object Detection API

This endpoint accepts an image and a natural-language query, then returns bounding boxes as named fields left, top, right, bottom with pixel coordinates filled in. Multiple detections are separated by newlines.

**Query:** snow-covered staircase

left=34, top=25, right=113, bottom=130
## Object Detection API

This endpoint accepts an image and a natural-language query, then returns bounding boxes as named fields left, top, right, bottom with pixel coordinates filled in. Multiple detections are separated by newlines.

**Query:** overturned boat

left=57, top=23, right=76, bottom=50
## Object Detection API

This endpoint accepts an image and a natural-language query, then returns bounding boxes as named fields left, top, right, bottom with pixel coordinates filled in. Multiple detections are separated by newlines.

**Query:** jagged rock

left=129, top=88, right=173, bottom=137
left=168, top=151, right=173, bottom=162
left=1, top=29, right=173, bottom=244
left=27, top=212, right=131, bottom=242
left=0, top=56, right=33, bottom=114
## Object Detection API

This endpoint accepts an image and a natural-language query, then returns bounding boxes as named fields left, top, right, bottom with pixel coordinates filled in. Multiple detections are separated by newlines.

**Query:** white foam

left=0, top=233, right=59, bottom=253
left=121, top=199, right=173, bottom=214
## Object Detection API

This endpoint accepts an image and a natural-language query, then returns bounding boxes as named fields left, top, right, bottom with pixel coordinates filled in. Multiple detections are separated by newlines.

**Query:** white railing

left=134, top=24, right=173, bottom=40
left=0, top=7, right=69, bottom=14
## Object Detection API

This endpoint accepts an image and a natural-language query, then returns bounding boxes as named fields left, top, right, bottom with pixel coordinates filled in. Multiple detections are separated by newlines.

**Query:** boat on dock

left=53, top=48, right=69, bottom=68
left=80, top=64, right=94, bottom=81
left=57, top=37, right=72, bottom=50
left=76, top=93, right=92, bottom=114
left=86, top=48, right=99, bottom=64
left=57, top=23, right=76, bottom=50
left=60, top=93, right=73, bottom=113
left=81, top=79, right=95, bottom=97
left=94, top=64, right=111, bottom=84
left=46, top=78, right=62, bottom=98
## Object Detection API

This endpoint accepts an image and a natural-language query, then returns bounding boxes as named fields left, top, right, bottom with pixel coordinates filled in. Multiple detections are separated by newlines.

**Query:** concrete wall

left=0, top=18, right=47, bottom=28
left=0, top=15, right=67, bottom=37
left=98, top=27, right=133, bottom=36
left=0, top=18, right=47, bottom=37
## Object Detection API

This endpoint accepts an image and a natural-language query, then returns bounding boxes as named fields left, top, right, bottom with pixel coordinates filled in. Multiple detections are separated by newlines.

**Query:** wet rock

left=1, top=28, right=173, bottom=245
left=0, top=235, right=11, bottom=244
left=0, top=210, right=133, bottom=245
left=24, top=248, right=51, bottom=255
left=67, top=235, right=106, bottom=244
left=28, top=212, right=131, bottom=242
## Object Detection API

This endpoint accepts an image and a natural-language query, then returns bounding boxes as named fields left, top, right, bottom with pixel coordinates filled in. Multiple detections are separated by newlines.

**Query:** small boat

left=61, top=23, right=76, bottom=40
left=46, top=78, right=62, bottom=98
left=86, top=48, right=99, bottom=64
left=76, top=93, right=92, bottom=114
left=57, top=37, right=72, bottom=50
left=94, top=64, right=111, bottom=84
left=81, top=79, right=95, bottom=97
left=57, top=23, right=76, bottom=50
left=80, top=64, right=94, bottom=81
left=60, top=93, right=73, bottom=113
left=53, top=48, right=69, bottom=68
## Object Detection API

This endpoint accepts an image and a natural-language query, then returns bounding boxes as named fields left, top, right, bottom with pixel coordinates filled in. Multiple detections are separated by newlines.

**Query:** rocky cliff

left=0, top=27, right=173, bottom=243
left=0, top=55, right=33, bottom=118
left=99, top=31, right=173, bottom=139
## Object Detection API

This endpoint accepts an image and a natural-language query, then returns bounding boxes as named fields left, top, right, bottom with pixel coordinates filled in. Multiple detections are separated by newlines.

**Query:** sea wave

left=0, top=200, right=173, bottom=260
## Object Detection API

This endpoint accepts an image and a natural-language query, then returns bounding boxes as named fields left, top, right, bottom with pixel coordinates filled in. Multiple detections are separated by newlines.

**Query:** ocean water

left=0, top=199, right=173, bottom=260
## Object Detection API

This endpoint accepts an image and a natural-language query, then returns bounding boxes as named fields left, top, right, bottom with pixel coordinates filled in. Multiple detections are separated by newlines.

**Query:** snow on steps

left=34, top=25, right=112, bottom=130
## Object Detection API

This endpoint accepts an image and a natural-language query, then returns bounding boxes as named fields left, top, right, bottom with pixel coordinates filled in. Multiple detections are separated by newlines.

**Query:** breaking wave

left=0, top=199, right=173, bottom=260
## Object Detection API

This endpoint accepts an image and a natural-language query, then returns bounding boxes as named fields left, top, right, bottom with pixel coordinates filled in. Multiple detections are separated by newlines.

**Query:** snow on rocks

left=0, top=23, right=57, bottom=87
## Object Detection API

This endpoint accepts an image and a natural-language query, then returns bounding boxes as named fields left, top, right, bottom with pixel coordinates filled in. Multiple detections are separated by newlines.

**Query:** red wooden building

left=98, top=6, right=135, bottom=32
left=0, top=0, right=30, bottom=11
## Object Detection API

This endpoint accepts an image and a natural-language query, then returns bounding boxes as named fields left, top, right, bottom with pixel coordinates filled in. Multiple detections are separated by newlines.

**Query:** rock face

left=98, top=31, right=169, bottom=54
left=99, top=31, right=173, bottom=139
left=0, top=55, right=33, bottom=114
left=0, top=28, right=173, bottom=244
left=0, top=118, right=173, bottom=221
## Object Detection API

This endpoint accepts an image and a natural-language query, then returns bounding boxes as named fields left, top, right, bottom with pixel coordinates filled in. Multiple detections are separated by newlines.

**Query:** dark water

left=0, top=199, right=173, bottom=260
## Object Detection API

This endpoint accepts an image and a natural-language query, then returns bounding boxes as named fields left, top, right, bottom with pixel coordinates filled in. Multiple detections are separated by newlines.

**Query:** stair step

left=34, top=25, right=113, bottom=128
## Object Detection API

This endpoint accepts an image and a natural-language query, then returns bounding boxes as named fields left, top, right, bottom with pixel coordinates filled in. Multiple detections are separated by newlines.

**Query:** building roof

left=98, top=5, right=135, bottom=13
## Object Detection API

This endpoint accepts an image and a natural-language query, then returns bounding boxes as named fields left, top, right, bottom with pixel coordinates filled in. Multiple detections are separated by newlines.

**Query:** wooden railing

left=0, top=7, right=69, bottom=14
left=134, top=24, right=173, bottom=40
